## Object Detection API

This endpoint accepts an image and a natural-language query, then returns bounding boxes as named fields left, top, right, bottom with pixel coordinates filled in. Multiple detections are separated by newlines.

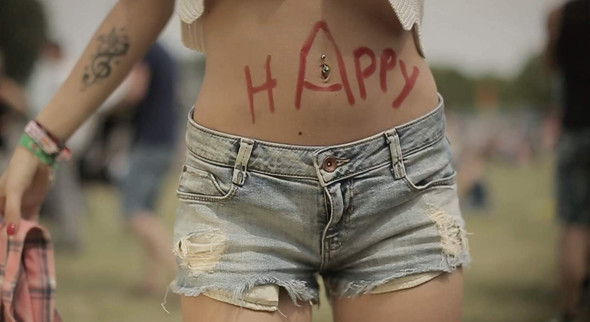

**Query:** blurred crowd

left=446, top=108, right=559, bottom=212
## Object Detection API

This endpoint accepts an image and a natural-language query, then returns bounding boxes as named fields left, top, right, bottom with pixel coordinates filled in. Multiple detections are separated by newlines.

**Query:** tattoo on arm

left=81, top=27, right=130, bottom=90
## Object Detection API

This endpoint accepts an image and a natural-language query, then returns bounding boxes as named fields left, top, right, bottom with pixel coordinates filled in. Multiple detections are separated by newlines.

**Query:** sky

left=422, top=0, right=563, bottom=76
left=42, top=0, right=564, bottom=78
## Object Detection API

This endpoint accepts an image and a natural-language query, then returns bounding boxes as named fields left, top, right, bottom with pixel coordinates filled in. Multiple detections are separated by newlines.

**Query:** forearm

left=36, top=0, right=174, bottom=141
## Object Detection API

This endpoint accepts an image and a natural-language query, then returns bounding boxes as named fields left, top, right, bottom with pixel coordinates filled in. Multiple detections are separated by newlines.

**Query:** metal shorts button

left=322, top=156, right=339, bottom=172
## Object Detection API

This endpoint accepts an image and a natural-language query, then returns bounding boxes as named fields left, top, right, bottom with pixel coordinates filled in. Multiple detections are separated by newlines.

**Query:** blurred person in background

left=0, top=52, right=29, bottom=172
left=0, top=0, right=47, bottom=88
left=545, top=0, right=590, bottom=321
left=114, top=42, right=178, bottom=294
left=0, top=0, right=47, bottom=147
left=0, top=1, right=470, bottom=321
left=0, top=59, right=29, bottom=118
left=0, top=0, right=48, bottom=206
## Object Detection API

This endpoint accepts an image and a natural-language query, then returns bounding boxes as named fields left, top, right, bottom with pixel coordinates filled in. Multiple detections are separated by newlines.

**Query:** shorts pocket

left=176, top=153, right=237, bottom=203
left=402, top=136, right=456, bottom=192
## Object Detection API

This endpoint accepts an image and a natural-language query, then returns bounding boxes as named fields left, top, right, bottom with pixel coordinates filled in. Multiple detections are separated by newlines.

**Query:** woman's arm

left=0, top=0, right=175, bottom=231
left=36, top=0, right=175, bottom=141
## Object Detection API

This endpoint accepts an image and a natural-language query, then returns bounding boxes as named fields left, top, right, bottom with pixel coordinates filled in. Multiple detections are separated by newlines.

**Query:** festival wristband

left=25, top=121, right=60, bottom=154
left=30, top=120, right=64, bottom=148
left=19, top=133, right=57, bottom=166
left=24, top=120, right=71, bottom=162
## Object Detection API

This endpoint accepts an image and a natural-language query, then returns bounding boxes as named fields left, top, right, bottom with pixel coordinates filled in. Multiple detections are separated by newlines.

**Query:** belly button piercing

left=321, top=64, right=331, bottom=81
left=320, top=54, right=331, bottom=81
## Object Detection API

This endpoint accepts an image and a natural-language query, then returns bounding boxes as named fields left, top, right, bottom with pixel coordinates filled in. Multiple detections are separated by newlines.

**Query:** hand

left=0, top=146, right=54, bottom=234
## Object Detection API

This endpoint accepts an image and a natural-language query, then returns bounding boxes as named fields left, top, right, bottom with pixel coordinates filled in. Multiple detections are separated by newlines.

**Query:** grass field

left=53, top=156, right=559, bottom=321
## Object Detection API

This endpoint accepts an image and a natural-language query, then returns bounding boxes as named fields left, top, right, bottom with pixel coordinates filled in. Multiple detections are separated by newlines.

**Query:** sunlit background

left=0, top=0, right=578, bottom=321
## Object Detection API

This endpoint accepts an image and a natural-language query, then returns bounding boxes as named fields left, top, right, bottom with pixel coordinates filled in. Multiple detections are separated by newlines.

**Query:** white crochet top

left=179, top=0, right=425, bottom=56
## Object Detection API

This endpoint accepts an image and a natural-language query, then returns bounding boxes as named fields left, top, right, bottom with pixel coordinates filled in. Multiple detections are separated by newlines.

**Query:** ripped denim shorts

left=170, top=95, right=471, bottom=312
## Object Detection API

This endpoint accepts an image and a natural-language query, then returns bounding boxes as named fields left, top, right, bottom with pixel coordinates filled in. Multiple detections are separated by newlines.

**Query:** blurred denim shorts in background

left=119, top=144, right=174, bottom=216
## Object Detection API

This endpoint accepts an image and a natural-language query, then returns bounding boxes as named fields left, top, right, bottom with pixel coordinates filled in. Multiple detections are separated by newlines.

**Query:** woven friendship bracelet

left=19, top=134, right=57, bottom=166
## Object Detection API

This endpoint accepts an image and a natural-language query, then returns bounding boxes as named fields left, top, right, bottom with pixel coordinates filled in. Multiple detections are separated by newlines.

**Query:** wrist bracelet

left=32, top=120, right=66, bottom=149
left=19, top=133, right=57, bottom=166
left=24, top=120, right=71, bottom=162
left=25, top=121, right=60, bottom=154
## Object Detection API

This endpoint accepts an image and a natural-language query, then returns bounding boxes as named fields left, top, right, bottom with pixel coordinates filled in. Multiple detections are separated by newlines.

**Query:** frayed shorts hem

left=169, top=262, right=470, bottom=313
left=170, top=279, right=319, bottom=312
left=327, top=260, right=470, bottom=300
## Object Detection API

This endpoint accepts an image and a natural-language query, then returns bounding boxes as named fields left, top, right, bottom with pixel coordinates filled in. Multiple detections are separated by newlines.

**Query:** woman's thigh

left=181, top=288, right=312, bottom=322
left=331, top=270, right=463, bottom=322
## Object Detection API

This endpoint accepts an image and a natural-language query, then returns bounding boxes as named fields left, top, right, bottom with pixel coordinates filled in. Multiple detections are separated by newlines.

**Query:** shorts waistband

left=186, top=94, right=446, bottom=186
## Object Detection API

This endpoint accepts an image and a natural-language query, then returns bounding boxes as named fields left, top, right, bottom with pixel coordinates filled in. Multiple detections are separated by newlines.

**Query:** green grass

left=54, top=157, right=559, bottom=321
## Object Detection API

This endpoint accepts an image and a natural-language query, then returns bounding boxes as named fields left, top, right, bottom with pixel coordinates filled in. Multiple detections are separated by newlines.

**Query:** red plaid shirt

left=0, top=220, right=62, bottom=322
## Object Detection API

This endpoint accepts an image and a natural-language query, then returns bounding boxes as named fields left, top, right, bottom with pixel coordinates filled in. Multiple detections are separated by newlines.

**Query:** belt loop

left=232, top=138, right=254, bottom=186
left=385, top=130, right=406, bottom=179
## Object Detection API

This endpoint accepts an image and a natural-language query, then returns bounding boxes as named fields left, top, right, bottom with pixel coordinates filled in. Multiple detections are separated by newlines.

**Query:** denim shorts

left=119, top=144, right=174, bottom=216
left=170, top=95, right=470, bottom=311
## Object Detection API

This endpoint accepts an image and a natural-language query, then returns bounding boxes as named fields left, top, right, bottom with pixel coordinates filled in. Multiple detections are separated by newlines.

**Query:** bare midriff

left=192, top=0, right=438, bottom=145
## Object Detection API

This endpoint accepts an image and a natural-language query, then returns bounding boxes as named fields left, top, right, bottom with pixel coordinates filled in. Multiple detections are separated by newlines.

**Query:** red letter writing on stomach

left=295, top=21, right=355, bottom=109
left=379, top=48, right=397, bottom=93
left=353, top=47, right=377, bottom=100
left=392, top=60, right=419, bottom=109
left=244, top=55, right=277, bottom=124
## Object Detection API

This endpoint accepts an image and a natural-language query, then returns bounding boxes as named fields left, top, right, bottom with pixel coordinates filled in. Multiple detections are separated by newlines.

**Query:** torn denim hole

left=203, top=284, right=280, bottom=312
left=231, top=276, right=316, bottom=309
left=427, top=205, right=470, bottom=268
left=207, top=277, right=315, bottom=315
left=173, top=229, right=228, bottom=276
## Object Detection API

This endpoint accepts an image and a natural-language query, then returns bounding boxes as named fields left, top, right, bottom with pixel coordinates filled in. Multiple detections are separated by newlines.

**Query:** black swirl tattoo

left=81, top=28, right=130, bottom=90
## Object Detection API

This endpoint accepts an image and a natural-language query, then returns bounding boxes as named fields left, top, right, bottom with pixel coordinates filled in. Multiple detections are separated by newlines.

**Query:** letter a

left=295, top=21, right=355, bottom=109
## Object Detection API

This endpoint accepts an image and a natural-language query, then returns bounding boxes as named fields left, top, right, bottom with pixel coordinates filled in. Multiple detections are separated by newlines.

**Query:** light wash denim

left=119, top=144, right=174, bottom=216
left=170, top=94, right=470, bottom=311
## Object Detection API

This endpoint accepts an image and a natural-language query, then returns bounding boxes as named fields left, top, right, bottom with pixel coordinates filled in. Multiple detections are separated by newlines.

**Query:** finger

left=0, top=172, right=6, bottom=216
left=5, top=188, right=23, bottom=235
left=0, top=196, right=5, bottom=216
left=0, top=172, right=7, bottom=198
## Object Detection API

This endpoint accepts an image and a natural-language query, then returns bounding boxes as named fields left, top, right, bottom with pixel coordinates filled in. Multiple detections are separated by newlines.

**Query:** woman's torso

left=191, top=0, right=438, bottom=145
